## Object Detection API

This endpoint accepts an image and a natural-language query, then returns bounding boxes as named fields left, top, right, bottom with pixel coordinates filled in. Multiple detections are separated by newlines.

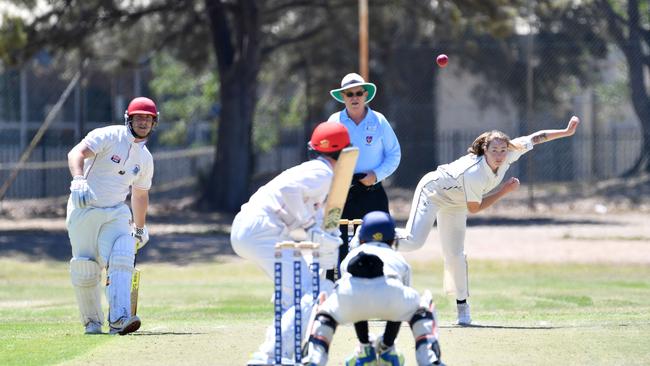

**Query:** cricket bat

left=322, top=146, right=359, bottom=231
left=130, top=242, right=141, bottom=316
left=130, top=268, right=140, bottom=316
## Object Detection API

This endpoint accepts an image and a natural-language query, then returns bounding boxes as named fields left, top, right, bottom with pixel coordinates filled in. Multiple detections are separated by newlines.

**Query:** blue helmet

left=358, top=211, right=396, bottom=244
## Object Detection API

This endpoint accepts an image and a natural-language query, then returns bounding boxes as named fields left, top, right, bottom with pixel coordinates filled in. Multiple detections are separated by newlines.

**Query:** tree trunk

left=204, top=0, right=260, bottom=212
left=622, top=0, right=650, bottom=175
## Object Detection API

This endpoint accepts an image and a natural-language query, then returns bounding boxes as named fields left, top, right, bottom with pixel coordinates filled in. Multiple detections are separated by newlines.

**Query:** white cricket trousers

left=401, top=172, right=470, bottom=300
left=66, top=200, right=132, bottom=269
left=320, top=276, right=420, bottom=324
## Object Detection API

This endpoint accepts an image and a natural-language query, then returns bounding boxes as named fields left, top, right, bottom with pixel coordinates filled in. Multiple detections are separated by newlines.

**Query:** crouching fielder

left=66, top=97, right=157, bottom=335
left=303, top=211, right=444, bottom=366
left=397, top=116, right=581, bottom=325
left=231, top=122, right=350, bottom=365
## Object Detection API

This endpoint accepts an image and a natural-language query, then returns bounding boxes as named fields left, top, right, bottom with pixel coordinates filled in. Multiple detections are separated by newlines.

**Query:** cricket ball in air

left=436, top=54, right=448, bottom=68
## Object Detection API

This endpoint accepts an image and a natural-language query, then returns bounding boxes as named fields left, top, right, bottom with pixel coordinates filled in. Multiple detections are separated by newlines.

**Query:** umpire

left=327, top=72, right=401, bottom=280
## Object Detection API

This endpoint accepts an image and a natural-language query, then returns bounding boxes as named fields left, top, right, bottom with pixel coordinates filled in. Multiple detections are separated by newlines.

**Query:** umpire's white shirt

left=82, top=125, right=154, bottom=207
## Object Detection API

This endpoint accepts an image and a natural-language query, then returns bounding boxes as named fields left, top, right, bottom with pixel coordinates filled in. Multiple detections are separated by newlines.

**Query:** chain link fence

left=0, top=142, right=214, bottom=200
left=1, top=34, right=646, bottom=200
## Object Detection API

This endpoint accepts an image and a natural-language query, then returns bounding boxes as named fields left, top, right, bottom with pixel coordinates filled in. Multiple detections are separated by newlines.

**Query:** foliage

left=253, top=53, right=307, bottom=153
left=2, top=0, right=648, bottom=207
left=0, top=16, right=28, bottom=68
left=149, top=53, right=219, bottom=147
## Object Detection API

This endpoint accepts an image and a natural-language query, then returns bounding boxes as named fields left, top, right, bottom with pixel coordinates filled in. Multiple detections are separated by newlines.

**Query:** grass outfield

left=1, top=258, right=649, bottom=365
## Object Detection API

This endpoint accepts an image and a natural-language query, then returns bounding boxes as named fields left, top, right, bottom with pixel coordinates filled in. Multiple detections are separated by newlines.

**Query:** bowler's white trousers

left=399, top=172, right=470, bottom=300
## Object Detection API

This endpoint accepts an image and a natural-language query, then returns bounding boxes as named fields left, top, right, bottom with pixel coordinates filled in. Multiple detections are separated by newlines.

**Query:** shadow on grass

left=0, top=215, right=615, bottom=263
left=371, top=321, right=556, bottom=330
left=393, top=215, right=616, bottom=228
left=441, top=321, right=650, bottom=329
left=130, top=331, right=209, bottom=336
left=443, top=323, right=556, bottom=329
left=0, top=230, right=235, bottom=264
left=466, top=216, right=615, bottom=227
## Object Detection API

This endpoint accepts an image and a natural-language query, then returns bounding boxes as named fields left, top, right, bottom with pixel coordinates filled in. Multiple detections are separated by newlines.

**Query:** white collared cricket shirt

left=431, top=136, right=534, bottom=206
left=82, top=125, right=154, bottom=208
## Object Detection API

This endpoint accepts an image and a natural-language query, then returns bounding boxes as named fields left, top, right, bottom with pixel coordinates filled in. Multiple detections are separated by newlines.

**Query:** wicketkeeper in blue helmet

left=303, top=211, right=444, bottom=366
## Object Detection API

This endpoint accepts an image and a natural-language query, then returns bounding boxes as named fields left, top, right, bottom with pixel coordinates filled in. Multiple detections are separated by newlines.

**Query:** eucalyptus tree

left=595, top=0, right=650, bottom=173
left=0, top=0, right=339, bottom=211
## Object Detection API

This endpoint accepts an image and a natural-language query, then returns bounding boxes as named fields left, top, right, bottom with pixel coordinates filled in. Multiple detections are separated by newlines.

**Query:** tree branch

left=595, top=0, right=627, bottom=51
left=262, top=21, right=327, bottom=56
left=263, top=0, right=352, bottom=18
left=204, top=0, right=235, bottom=77
left=10, top=1, right=192, bottom=64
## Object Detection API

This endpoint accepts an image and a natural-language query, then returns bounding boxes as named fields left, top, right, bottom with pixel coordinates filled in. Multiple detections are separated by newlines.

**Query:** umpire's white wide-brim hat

left=330, top=73, right=377, bottom=104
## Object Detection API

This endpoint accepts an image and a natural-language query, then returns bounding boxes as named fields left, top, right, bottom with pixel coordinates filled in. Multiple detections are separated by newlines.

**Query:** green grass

left=1, top=258, right=650, bottom=365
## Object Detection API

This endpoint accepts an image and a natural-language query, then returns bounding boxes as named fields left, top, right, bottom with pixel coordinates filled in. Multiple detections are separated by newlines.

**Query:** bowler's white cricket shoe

left=456, top=302, right=472, bottom=326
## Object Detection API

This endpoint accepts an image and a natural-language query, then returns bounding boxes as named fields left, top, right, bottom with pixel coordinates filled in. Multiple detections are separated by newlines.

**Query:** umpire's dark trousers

left=326, top=180, right=389, bottom=281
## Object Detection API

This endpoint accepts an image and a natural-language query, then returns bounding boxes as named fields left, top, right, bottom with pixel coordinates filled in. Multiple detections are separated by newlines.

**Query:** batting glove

left=307, top=227, right=342, bottom=251
left=319, top=250, right=339, bottom=270
left=69, top=176, right=96, bottom=209
left=131, top=225, right=149, bottom=250
left=307, top=226, right=342, bottom=270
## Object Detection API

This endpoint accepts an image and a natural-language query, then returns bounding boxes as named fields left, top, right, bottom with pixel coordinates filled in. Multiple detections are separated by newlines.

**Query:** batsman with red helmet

left=66, top=97, right=158, bottom=336
left=231, top=121, right=352, bottom=365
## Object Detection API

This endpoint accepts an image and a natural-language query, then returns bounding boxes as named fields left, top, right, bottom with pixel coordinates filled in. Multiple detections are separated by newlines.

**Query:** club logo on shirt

left=365, top=122, right=378, bottom=132
left=132, top=164, right=140, bottom=175
left=365, top=135, right=373, bottom=144
left=111, top=155, right=121, bottom=163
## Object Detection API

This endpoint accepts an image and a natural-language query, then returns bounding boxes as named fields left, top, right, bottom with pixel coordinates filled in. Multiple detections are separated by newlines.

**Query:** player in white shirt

left=302, top=211, right=444, bottom=366
left=397, top=116, right=581, bottom=325
left=66, top=97, right=157, bottom=335
left=231, top=121, right=351, bottom=365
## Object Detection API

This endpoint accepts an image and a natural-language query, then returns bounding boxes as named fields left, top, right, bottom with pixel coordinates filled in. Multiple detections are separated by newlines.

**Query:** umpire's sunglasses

left=344, top=90, right=366, bottom=97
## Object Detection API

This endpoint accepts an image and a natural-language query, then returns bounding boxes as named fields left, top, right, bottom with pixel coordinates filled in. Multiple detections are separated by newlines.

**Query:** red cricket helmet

left=308, top=122, right=350, bottom=153
left=127, top=97, right=158, bottom=118
left=124, top=97, right=159, bottom=139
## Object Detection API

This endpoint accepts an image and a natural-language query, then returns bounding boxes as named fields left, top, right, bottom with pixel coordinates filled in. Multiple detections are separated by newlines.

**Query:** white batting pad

left=302, top=313, right=336, bottom=366
left=107, top=235, right=135, bottom=322
left=70, top=257, right=104, bottom=325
